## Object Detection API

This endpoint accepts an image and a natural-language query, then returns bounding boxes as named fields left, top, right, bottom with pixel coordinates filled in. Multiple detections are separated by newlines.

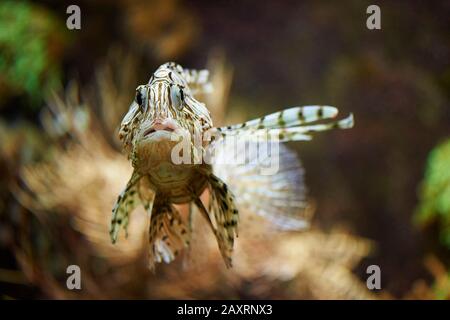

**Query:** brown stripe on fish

left=317, top=106, right=323, bottom=118
left=278, top=110, right=286, bottom=127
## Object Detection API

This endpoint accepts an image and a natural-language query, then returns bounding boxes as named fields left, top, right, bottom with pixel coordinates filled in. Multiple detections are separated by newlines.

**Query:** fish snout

left=144, top=118, right=179, bottom=137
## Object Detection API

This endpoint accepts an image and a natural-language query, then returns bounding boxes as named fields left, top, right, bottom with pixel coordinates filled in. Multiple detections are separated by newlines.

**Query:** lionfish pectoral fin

left=199, top=174, right=239, bottom=268
left=148, top=202, right=190, bottom=270
left=109, top=171, right=141, bottom=243
left=215, top=106, right=354, bottom=142
left=213, top=142, right=313, bottom=231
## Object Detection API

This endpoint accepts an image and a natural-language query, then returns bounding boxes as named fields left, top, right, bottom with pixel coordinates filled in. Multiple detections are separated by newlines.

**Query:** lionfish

left=110, top=62, right=354, bottom=269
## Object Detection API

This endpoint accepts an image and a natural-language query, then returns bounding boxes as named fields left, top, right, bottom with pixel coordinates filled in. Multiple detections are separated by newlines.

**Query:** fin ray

left=110, top=172, right=141, bottom=243
left=213, top=142, right=312, bottom=230
left=204, top=174, right=239, bottom=268
left=218, top=105, right=339, bottom=132
left=148, top=203, right=190, bottom=269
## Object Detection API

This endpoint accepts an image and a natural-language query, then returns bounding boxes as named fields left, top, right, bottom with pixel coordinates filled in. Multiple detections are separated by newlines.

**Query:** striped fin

left=250, top=112, right=354, bottom=142
left=206, top=174, right=239, bottom=268
left=148, top=203, right=190, bottom=270
left=183, top=68, right=210, bottom=85
left=216, top=112, right=354, bottom=142
left=110, top=171, right=141, bottom=243
left=183, top=68, right=213, bottom=95
left=213, top=142, right=312, bottom=231
left=218, top=106, right=339, bottom=132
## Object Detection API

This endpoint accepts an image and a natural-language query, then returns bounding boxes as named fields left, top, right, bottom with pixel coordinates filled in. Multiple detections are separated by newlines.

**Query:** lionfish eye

left=170, top=84, right=184, bottom=111
left=135, top=86, right=145, bottom=111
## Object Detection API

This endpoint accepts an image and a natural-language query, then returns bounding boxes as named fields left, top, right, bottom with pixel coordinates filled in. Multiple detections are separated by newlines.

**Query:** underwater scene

left=0, top=0, right=449, bottom=301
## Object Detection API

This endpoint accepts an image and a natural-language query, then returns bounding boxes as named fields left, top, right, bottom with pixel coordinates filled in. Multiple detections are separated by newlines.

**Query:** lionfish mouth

left=143, top=119, right=178, bottom=137
left=144, top=127, right=174, bottom=137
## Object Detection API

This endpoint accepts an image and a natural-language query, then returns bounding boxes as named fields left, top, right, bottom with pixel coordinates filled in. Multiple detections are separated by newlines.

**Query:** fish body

left=111, top=62, right=237, bottom=267
left=110, top=62, right=354, bottom=269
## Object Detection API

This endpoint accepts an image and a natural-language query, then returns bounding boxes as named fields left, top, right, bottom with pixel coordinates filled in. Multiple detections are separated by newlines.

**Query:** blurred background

left=0, top=0, right=449, bottom=299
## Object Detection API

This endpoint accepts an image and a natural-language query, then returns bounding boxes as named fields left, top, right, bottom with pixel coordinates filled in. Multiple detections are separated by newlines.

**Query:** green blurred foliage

left=434, top=273, right=450, bottom=300
left=0, top=1, right=68, bottom=108
left=0, top=0, right=448, bottom=299
left=416, top=138, right=450, bottom=249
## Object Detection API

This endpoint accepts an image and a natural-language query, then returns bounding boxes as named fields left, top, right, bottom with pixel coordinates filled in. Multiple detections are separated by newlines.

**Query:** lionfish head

left=118, top=63, right=212, bottom=167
